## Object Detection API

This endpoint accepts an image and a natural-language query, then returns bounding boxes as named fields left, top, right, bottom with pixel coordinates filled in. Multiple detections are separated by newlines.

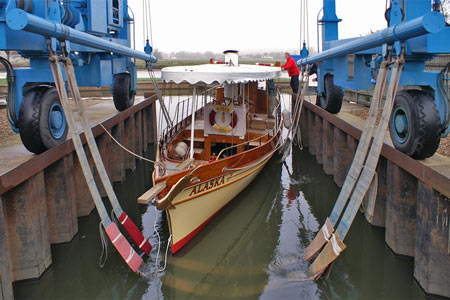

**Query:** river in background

left=13, top=143, right=427, bottom=299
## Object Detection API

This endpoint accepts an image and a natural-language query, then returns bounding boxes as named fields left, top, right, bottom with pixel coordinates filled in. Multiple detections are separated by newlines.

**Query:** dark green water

left=14, top=146, right=427, bottom=300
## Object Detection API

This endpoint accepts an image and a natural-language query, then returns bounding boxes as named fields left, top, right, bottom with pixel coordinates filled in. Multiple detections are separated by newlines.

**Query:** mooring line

left=97, top=123, right=160, bottom=165
left=98, top=222, right=108, bottom=268
left=97, top=122, right=180, bottom=173
left=150, top=206, right=171, bottom=273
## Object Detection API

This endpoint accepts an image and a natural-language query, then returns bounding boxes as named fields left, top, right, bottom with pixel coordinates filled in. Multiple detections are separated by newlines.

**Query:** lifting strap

left=59, top=46, right=152, bottom=256
left=48, top=44, right=145, bottom=273
left=303, top=60, right=390, bottom=262
left=305, top=56, right=404, bottom=279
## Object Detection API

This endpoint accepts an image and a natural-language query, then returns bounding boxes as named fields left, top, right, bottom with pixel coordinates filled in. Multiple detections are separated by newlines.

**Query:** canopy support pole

left=190, top=86, right=197, bottom=159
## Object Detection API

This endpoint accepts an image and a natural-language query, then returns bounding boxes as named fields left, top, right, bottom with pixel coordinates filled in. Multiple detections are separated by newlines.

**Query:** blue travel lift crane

left=0, top=0, right=161, bottom=274
left=0, top=0, right=157, bottom=154
left=297, top=0, right=450, bottom=160
left=293, top=0, right=448, bottom=280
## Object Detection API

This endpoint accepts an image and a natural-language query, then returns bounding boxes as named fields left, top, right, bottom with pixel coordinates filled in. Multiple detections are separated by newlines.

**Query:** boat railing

left=215, top=91, right=282, bottom=161
left=160, top=85, right=283, bottom=155
left=160, top=85, right=218, bottom=143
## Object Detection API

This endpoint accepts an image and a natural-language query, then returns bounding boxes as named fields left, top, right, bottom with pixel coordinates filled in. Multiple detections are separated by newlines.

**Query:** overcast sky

left=128, top=0, right=388, bottom=54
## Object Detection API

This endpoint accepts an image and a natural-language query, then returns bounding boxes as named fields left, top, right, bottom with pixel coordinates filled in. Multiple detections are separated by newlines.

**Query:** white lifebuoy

left=209, top=103, right=238, bottom=133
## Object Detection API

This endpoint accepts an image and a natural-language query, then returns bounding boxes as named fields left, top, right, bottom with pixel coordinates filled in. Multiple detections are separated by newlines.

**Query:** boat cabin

left=163, top=80, right=278, bottom=163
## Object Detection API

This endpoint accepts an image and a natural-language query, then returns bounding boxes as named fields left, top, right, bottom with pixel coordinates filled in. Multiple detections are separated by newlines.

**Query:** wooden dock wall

left=300, top=99, right=450, bottom=298
left=0, top=94, right=158, bottom=300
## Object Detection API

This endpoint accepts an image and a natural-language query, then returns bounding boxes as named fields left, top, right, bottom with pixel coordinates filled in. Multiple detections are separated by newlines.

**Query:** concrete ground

left=0, top=97, right=144, bottom=175
left=305, top=96, right=450, bottom=180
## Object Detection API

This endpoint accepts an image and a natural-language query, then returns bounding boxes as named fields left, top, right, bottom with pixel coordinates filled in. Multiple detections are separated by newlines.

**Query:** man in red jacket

left=281, top=52, right=300, bottom=94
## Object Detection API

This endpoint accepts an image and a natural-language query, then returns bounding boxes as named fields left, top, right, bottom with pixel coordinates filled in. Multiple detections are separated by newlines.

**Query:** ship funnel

left=224, top=50, right=239, bottom=66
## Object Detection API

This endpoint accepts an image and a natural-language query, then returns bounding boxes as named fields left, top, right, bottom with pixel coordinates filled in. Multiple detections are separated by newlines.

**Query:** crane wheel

left=319, top=74, right=343, bottom=114
left=389, top=90, right=441, bottom=159
left=18, top=86, right=68, bottom=154
left=112, top=73, right=135, bottom=111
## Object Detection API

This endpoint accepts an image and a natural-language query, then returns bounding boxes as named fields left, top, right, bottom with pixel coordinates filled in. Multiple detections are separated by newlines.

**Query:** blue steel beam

left=5, top=8, right=157, bottom=63
left=298, top=11, right=445, bottom=66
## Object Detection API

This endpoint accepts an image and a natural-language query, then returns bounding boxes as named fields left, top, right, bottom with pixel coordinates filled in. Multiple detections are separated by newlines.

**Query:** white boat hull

left=167, top=153, right=273, bottom=253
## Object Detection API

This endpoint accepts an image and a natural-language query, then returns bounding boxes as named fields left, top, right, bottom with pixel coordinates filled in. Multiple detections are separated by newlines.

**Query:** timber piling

left=297, top=94, right=450, bottom=298
left=0, top=93, right=158, bottom=299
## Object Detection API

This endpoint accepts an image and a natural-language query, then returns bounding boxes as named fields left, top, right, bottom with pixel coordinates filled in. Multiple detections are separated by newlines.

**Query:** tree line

left=152, top=49, right=312, bottom=60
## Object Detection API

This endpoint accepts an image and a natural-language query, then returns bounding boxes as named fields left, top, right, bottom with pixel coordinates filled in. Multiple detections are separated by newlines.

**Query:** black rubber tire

left=112, top=73, right=135, bottom=111
left=18, top=87, right=68, bottom=154
left=320, top=74, right=343, bottom=114
left=389, top=90, right=441, bottom=159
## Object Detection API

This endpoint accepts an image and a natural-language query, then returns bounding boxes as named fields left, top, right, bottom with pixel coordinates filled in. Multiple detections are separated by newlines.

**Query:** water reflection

left=14, top=145, right=426, bottom=300
left=160, top=158, right=283, bottom=299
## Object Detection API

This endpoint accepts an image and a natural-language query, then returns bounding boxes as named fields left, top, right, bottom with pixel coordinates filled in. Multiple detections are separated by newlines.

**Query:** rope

left=160, top=235, right=171, bottom=272
left=300, top=0, right=310, bottom=49
left=152, top=206, right=171, bottom=273
left=142, top=0, right=154, bottom=47
left=98, top=122, right=181, bottom=172
left=97, top=123, right=164, bottom=167
left=142, top=1, right=148, bottom=43
left=300, top=0, right=303, bottom=47
left=147, top=0, right=154, bottom=47
left=98, top=222, right=108, bottom=268
left=306, top=0, right=310, bottom=49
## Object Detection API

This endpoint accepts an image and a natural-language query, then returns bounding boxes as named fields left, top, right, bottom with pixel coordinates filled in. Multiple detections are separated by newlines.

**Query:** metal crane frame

left=296, top=0, right=450, bottom=158
left=0, top=0, right=157, bottom=153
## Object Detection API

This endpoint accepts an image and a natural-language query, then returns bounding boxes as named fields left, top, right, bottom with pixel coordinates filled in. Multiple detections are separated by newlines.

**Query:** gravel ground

left=0, top=98, right=106, bottom=140
left=349, top=109, right=450, bottom=157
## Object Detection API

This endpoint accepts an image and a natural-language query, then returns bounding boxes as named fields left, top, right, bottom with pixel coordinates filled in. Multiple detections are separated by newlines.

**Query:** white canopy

left=161, top=64, right=282, bottom=84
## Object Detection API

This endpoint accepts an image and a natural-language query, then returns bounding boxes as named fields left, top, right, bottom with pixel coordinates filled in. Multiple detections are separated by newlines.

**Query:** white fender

left=175, top=142, right=188, bottom=158
left=282, top=109, right=292, bottom=129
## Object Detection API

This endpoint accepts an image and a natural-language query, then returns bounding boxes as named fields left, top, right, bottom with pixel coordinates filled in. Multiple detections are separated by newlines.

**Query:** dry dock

left=1, top=86, right=450, bottom=299
left=299, top=94, right=450, bottom=298
left=0, top=93, right=157, bottom=300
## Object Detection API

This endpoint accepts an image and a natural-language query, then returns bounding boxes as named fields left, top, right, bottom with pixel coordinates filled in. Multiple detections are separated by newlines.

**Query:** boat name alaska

left=189, top=176, right=226, bottom=196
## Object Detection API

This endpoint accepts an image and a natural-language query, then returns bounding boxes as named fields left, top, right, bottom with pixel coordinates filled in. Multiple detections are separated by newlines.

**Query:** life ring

left=209, top=104, right=238, bottom=133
